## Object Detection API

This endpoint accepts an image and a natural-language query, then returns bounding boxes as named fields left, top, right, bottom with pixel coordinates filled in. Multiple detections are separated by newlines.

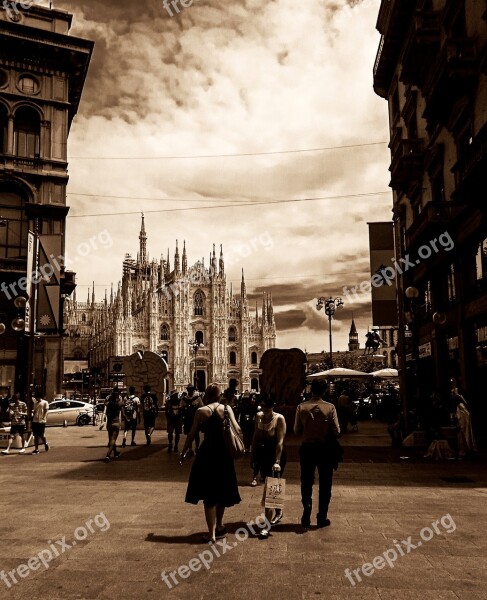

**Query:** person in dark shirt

left=294, top=379, right=340, bottom=531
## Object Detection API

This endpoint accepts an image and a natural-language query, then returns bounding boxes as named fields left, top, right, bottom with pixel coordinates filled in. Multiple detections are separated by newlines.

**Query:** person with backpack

left=105, top=388, right=122, bottom=462
left=122, top=386, right=140, bottom=447
left=141, top=384, right=158, bottom=446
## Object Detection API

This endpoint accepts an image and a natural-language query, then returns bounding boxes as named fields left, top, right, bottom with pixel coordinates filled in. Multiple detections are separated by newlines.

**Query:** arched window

left=229, top=351, right=236, bottom=365
left=251, top=351, right=257, bottom=365
left=251, top=377, right=259, bottom=392
left=160, top=323, right=170, bottom=340
left=194, top=291, right=204, bottom=316
left=81, top=313, right=86, bottom=323
left=18, top=76, right=39, bottom=95
left=228, top=327, right=236, bottom=342
left=14, top=107, right=40, bottom=158
left=195, top=330, right=204, bottom=345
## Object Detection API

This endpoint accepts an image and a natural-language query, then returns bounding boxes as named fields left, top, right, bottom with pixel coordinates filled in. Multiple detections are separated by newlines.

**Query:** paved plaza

left=0, top=422, right=486, bottom=600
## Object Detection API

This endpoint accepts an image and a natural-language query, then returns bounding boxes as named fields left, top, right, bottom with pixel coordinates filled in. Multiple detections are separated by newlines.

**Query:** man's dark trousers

left=299, top=441, right=334, bottom=526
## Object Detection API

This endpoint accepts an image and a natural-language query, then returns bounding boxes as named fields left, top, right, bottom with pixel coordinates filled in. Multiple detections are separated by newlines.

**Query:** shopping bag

left=262, top=476, right=286, bottom=510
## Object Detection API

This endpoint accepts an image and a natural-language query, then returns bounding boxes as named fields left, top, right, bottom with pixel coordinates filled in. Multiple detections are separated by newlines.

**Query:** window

left=0, top=186, right=28, bottom=259
left=82, top=313, right=86, bottom=323
left=195, top=330, right=204, bottom=345
left=0, top=103, right=7, bottom=154
left=229, top=351, right=236, bottom=365
left=228, top=327, right=236, bottom=342
left=194, top=291, right=204, bottom=316
left=431, top=169, right=445, bottom=203
left=447, top=264, right=456, bottom=302
left=251, top=351, right=257, bottom=364
left=14, top=107, right=40, bottom=158
left=160, top=323, right=170, bottom=340
left=18, top=76, right=39, bottom=95
left=476, top=239, right=487, bottom=280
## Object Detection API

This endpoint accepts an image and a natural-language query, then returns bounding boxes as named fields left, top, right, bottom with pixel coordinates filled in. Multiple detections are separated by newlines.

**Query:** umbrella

left=308, top=367, right=373, bottom=380
left=371, top=368, right=399, bottom=378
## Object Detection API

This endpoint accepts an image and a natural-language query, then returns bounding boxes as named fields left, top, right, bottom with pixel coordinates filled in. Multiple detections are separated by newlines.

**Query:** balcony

left=373, top=0, right=417, bottom=98
left=401, top=10, right=441, bottom=86
left=423, top=37, right=477, bottom=126
left=406, top=201, right=466, bottom=248
left=389, top=138, right=424, bottom=192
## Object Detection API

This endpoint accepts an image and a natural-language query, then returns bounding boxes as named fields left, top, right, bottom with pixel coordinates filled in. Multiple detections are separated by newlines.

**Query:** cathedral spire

left=174, top=240, right=180, bottom=275
left=241, top=269, right=246, bottom=300
left=219, top=244, right=224, bottom=277
left=139, top=213, right=147, bottom=265
left=166, top=248, right=170, bottom=276
left=211, top=243, right=217, bottom=275
left=182, top=240, right=187, bottom=275
left=91, top=282, right=95, bottom=306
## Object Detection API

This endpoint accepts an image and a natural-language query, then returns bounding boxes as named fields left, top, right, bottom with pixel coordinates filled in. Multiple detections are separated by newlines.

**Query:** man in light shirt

left=294, top=379, right=340, bottom=531
left=31, top=391, right=49, bottom=455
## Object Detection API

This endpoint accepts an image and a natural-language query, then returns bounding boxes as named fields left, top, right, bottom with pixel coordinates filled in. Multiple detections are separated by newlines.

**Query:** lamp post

left=316, top=296, right=344, bottom=369
left=404, top=286, right=419, bottom=426
left=188, top=339, right=204, bottom=390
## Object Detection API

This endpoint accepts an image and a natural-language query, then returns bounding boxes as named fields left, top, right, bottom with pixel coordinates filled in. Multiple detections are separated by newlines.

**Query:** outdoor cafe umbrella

left=370, top=368, right=399, bottom=378
left=307, top=367, right=373, bottom=380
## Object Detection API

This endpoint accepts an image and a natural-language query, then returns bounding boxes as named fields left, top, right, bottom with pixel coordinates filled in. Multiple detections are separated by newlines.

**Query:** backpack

left=143, top=393, right=157, bottom=414
left=124, top=396, right=136, bottom=419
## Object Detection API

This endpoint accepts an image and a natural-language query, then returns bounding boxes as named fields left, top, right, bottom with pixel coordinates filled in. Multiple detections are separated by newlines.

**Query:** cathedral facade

left=63, top=217, right=276, bottom=392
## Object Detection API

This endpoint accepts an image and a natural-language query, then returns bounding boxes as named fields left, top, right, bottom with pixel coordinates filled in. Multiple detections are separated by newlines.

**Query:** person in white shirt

left=31, top=393, right=49, bottom=455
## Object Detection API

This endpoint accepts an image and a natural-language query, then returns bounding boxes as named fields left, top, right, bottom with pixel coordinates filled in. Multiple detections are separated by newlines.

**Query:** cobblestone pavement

left=0, top=423, right=486, bottom=600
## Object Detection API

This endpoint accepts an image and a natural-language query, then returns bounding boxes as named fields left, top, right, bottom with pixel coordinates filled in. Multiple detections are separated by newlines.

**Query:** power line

left=68, top=141, right=389, bottom=160
left=67, top=191, right=391, bottom=218
left=67, top=192, right=264, bottom=204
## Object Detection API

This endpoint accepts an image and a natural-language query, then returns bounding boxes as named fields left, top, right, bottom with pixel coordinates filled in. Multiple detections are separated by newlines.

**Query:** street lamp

left=316, top=296, right=344, bottom=368
left=188, top=339, right=204, bottom=390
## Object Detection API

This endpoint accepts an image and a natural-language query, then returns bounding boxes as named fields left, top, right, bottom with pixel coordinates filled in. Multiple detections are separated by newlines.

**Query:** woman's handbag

left=223, top=404, right=246, bottom=459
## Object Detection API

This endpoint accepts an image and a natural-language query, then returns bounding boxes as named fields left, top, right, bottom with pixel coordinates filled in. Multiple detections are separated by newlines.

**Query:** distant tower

left=348, top=318, right=359, bottom=351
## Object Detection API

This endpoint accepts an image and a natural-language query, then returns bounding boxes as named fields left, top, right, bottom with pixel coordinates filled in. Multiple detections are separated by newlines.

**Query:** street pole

left=328, top=313, right=333, bottom=368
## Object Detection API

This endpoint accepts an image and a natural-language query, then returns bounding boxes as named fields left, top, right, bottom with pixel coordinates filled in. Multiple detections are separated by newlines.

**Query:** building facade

left=0, top=5, right=93, bottom=399
left=373, top=0, right=487, bottom=438
left=64, top=217, right=276, bottom=393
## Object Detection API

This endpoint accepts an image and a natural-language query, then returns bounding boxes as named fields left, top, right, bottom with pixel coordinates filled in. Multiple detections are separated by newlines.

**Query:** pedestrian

left=337, top=386, right=353, bottom=433
left=31, top=391, right=49, bottom=454
left=181, top=385, right=203, bottom=456
left=294, top=379, right=340, bottom=531
left=141, top=384, right=158, bottom=446
left=122, top=386, right=140, bottom=447
left=453, top=388, right=477, bottom=457
left=179, top=383, right=241, bottom=544
left=239, top=391, right=258, bottom=453
left=250, top=392, right=287, bottom=538
left=1, top=394, right=28, bottom=455
left=165, top=391, right=183, bottom=453
left=105, top=389, right=122, bottom=462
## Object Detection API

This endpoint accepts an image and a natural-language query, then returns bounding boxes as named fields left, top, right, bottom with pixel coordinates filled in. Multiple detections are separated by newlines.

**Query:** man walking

left=31, top=391, right=49, bottom=454
left=122, top=386, right=140, bottom=447
left=141, top=384, right=158, bottom=446
left=294, top=379, right=340, bottom=531
left=1, top=394, right=28, bottom=455
left=180, top=385, right=203, bottom=455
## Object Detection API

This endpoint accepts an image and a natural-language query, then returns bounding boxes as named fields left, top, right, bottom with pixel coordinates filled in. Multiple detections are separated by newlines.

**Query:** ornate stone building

left=0, top=4, right=93, bottom=399
left=64, top=216, right=276, bottom=392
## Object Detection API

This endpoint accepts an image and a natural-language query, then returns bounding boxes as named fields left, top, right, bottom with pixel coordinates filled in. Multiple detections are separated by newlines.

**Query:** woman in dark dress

left=180, top=383, right=242, bottom=543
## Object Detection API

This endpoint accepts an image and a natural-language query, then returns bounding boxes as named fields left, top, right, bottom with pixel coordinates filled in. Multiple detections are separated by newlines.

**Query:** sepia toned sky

left=51, top=0, right=392, bottom=352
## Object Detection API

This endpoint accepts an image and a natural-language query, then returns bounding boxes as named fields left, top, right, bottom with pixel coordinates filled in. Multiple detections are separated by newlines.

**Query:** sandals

left=250, top=478, right=258, bottom=487
left=215, top=527, right=227, bottom=539
left=258, top=529, right=270, bottom=539
left=271, top=510, right=283, bottom=525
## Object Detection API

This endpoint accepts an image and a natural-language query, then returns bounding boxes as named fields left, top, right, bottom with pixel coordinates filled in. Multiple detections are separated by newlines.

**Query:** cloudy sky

left=51, top=0, right=391, bottom=352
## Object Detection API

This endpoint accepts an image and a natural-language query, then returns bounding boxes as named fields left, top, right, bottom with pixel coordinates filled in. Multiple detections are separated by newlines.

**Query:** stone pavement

left=0, top=422, right=486, bottom=600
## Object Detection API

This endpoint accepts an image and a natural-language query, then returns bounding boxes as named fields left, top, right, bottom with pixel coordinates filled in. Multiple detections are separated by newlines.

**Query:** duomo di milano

left=63, top=216, right=276, bottom=392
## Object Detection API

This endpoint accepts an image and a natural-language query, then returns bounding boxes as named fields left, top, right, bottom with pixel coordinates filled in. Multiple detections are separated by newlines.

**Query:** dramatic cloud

left=54, top=0, right=390, bottom=351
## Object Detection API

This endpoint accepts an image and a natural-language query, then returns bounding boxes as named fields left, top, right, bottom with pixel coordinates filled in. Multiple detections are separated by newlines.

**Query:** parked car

left=46, top=399, right=95, bottom=426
